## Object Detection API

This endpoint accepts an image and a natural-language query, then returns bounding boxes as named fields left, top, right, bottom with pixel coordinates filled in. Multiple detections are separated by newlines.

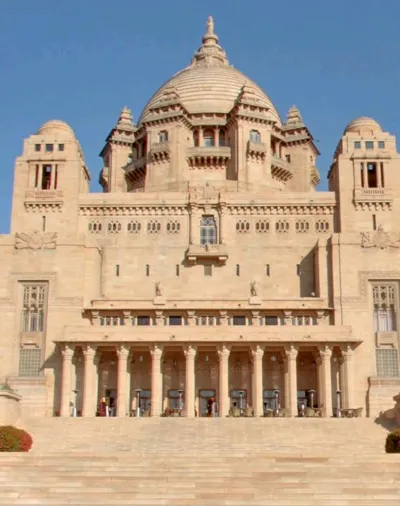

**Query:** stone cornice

left=87, top=298, right=330, bottom=311
left=58, top=324, right=357, bottom=344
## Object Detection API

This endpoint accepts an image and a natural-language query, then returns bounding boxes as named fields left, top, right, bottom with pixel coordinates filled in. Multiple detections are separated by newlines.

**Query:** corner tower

left=10, top=120, right=90, bottom=235
left=328, top=117, right=399, bottom=233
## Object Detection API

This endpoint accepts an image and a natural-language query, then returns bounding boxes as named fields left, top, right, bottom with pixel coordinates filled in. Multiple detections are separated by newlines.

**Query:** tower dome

left=138, top=17, right=281, bottom=125
left=37, top=120, right=76, bottom=138
left=344, top=117, right=382, bottom=135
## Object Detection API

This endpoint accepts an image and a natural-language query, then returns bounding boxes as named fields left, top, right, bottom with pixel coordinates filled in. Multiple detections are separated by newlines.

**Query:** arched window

left=200, top=216, right=217, bottom=245
left=249, top=130, right=261, bottom=143
left=159, top=130, right=168, bottom=143
left=203, top=129, right=214, bottom=147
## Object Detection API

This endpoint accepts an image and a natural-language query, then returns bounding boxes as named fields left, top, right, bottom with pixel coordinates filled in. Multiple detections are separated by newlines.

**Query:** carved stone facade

left=1, top=17, right=400, bottom=420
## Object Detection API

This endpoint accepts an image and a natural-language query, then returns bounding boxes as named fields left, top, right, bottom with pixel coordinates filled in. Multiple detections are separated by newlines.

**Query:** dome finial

left=202, top=15, right=218, bottom=45
left=206, top=16, right=215, bottom=36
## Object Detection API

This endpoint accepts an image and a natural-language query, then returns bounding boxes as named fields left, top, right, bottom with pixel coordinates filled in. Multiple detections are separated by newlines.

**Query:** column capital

left=341, top=344, right=355, bottom=359
left=319, top=344, right=333, bottom=358
left=217, top=344, right=231, bottom=360
left=61, top=344, right=75, bottom=360
left=184, top=345, right=197, bottom=359
left=116, top=344, right=130, bottom=359
left=284, top=344, right=298, bottom=360
left=82, top=344, right=97, bottom=359
left=251, top=344, right=264, bottom=359
left=150, top=344, right=164, bottom=359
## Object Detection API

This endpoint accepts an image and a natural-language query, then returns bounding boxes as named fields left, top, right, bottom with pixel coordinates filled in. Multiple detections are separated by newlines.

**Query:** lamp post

left=178, top=389, right=184, bottom=415
left=274, top=389, right=280, bottom=416
left=135, top=388, right=142, bottom=418
left=308, top=389, right=316, bottom=410
left=238, top=390, right=245, bottom=416
left=336, top=390, right=342, bottom=418
left=72, top=389, right=78, bottom=417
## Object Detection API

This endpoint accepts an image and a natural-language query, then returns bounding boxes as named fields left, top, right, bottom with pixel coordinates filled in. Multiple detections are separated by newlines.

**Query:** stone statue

left=250, top=281, right=259, bottom=297
left=155, top=281, right=163, bottom=297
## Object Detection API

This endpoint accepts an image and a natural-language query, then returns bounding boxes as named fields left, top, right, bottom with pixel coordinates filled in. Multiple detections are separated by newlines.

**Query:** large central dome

left=139, top=17, right=281, bottom=125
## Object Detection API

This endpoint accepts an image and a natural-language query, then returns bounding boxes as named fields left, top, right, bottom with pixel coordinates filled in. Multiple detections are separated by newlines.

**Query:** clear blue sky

left=1, top=0, right=399, bottom=233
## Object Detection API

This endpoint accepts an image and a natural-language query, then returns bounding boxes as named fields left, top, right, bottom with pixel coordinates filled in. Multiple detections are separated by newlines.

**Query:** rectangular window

left=137, top=315, right=151, bottom=326
left=204, top=265, right=212, bottom=276
left=378, top=141, right=385, bottom=149
left=232, top=315, right=246, bottom=326
left=146, top=264, right=150, bottom=276
left=176, top=265, right=180, bottom=277
left=54, top=165, right=58, bottom=189
left=42, top=216, right=46, bottom=232
left=22, top=285, right=47, bottom=333
left=41, top=165, right=52, bottom=190
left=266, top=264, right=270, bottom=276
left=285, top=154, right=291, bottom=163
left=365, top=141, right=374, bottom=150
left=265, top=316, right=278, bottom=325
left=373, top=284, right=397, bottom=332
left=168, top=315, right=182, bottom=326
left=116, top=265, right=120, bottom=277
left=372, top=214, right=377, bottom=231
left=236, top=264, right=240, bottom=277
left=354, top=141, right=361, bottom=149
left=35, top=144, right=41, bottom=152
left=376, top=349, right=400, bottom=377
left=58, top=144, right=64, bottom=151
left=45, top=144, right=53, bottom=153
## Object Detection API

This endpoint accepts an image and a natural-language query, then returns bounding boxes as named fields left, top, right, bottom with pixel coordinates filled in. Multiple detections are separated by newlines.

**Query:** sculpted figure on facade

left=155, top=281, right=163, bottom=297
left=250, top=281, right=260, bottom=297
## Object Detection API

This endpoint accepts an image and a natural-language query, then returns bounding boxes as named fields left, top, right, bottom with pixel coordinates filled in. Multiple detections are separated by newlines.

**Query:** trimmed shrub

left=0, top=426, right=33, bottom=452
left=385, top=428, right=400, bottom=453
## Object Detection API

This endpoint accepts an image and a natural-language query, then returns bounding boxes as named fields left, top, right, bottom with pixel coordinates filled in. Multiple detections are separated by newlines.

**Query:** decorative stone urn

left=0, top=386, right=22, bottom=426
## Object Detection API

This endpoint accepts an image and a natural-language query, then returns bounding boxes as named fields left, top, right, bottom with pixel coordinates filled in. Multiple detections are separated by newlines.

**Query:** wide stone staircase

left=1, top=418, right=399, bottom=505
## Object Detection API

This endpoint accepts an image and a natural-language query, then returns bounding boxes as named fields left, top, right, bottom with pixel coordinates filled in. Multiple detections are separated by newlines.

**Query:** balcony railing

left=186, top=243, right=229, bottom=264
left=25, top=189, right=64, bottom=200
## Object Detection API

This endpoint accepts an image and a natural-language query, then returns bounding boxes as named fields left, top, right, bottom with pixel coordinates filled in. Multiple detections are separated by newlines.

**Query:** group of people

left=99, top=396, right=115, bottom=417
left=206, top=397, right=218, bottom=417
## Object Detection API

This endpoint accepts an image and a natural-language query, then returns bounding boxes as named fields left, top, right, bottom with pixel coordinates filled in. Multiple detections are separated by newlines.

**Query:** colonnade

left=59, top=343, right=355, bottom=418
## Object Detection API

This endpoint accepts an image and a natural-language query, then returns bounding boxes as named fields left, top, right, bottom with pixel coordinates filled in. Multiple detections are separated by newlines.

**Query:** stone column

left=116, top=345, right=130, bottom=417
left=82, top=345, right=97, bottom=417
left=60, top=344, right=75, bottom=417
left=319, top=345, right=333, bottom=417
left=341, top=345, right=355, bottom=409
left=285, top=345, right=298, bottom=417
left=377, top=162, right=382, bottom=188
left=184, top=345, right=197, bottom=418
left=251, top=345, right=264, bottom=417
left=214, top=127, right=219, bottom=146
left=150, top=344, right=163, bottom=417
left=338, top=356, right=347, bottom=409
left=217, top=345, right=230, bottom=417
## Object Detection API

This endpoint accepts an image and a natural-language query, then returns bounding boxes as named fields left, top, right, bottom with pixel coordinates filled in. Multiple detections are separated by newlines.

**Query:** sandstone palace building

left=1, top=17, right=400, bottom=420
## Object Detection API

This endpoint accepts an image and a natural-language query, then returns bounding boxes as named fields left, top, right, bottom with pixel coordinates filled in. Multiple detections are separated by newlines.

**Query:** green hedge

left=0, top=426, right=32, bottom=452
left=385, top=428, right=400, bottom=453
